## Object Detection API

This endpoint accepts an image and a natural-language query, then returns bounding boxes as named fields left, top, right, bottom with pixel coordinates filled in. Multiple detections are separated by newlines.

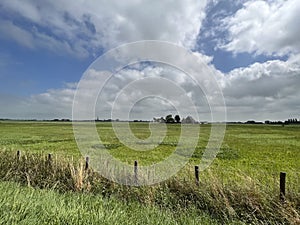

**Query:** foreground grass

left=0, top=151, right=299, bottom=224
left=0, top=181, right=227, bottom=225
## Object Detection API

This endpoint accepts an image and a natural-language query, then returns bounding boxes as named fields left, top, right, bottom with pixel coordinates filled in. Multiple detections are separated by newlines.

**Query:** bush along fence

left=0, top=150, right=299, bottom=224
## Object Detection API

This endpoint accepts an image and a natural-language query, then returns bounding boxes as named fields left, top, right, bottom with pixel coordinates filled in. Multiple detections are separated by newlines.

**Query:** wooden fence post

left=195, top=166, right=199, bottom=186
left=280, top=172, right=286, bottom=201
left=85, top=156, right=89, bottom=170
left=48, top=153, right=52, bottom=164
left=16, top=150, right=21, bottom=160
left=134, top=160, right=138, bottom=185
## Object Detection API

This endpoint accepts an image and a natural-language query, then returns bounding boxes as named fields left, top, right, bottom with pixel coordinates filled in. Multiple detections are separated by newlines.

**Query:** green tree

left=165, top=114, right=175, bottom=123
left=174, top=115, right=180, bottom=123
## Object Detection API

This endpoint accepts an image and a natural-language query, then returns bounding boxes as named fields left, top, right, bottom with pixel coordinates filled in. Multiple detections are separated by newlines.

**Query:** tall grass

left=0, top=181, right=222, bottom=225
left=0, top=151, right=299, bottom=224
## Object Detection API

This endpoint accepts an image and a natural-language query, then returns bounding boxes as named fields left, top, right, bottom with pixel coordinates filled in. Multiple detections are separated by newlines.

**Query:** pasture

left=0, top=121, right=299, bottom=224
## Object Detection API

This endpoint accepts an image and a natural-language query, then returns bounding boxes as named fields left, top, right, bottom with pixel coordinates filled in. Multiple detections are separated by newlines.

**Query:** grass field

left=0, top=121, right=299, bottom=224
left=0, top=181, right=226, bottom=225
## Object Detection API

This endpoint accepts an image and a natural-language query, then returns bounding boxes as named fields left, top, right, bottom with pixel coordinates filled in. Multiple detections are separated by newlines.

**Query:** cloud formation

left=2, top=54, right=299, bottom=121
left=223, top=56, right=300, bottom=120
left=0, top=0, right=207, bottom=57
left=0, top=0, right=299, bottom=122
left=221, top=0, right=300, bottom=56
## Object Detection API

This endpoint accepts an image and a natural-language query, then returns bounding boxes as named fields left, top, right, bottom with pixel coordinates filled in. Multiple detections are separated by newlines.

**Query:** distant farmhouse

left=181, top=116, right=197, bottom=124
left=153, top=115, right=198, bottom=124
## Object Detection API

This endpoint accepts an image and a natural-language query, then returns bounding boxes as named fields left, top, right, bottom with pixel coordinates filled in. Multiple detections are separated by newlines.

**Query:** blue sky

left=0, top=0, right=300, bottom=121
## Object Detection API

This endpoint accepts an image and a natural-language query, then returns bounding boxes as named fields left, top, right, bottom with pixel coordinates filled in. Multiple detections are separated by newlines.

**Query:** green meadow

left=0, top=121, right=299, bottom=224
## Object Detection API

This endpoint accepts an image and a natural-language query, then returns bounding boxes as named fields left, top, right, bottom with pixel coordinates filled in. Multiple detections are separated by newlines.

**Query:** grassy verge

left=0, top=181, right=223, bottom=225
left=0, top=151, right=299, bottom=224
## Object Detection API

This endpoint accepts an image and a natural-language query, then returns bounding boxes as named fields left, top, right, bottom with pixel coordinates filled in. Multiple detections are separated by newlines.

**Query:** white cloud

left=0, top=88, right=75, bottom=120
left=1, top=54, right=300, bottom=121
left=220, top=0, right=300, bottom=56
left=1, top=0, right=299, bottom=122
left=0, top=56, right=214, bottom=120
left=0, top=20, right=34, bottom=49
left=223, top=55, right=300, bottom=120
left=0, top=0, right=207, bottom=57
left=0, top=19, right=87, bottom=57
left=83, top=62, right=212, bottom=120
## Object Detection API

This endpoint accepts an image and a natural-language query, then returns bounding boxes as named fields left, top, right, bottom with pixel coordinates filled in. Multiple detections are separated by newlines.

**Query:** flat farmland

left=0, top=121, right=299, bottom=224
left=0, top=121, right=299, bottom=174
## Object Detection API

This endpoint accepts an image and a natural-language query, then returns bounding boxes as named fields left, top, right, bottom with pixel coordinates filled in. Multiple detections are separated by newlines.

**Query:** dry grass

left=0, top=150, right=299, bottom=224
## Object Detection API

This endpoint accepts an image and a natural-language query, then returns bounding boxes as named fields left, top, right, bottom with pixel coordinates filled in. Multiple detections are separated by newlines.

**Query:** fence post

left=16, top=150, right=21, bottom=160
left=134, top=160, right=138, bottom=185
left=48, top=153, right=52, bottom=164
left=85, top=156, right=89, bottom=170
left=195, top=166, right=199, bottom=186
left=280, top=172, right=286, bottom=201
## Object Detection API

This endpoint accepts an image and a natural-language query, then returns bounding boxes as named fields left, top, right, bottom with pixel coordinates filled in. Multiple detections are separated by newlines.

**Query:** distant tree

left=174, top=115, right=181, bottom=123
left=165, top=114, right=172, bottom=121
left=165, top=114, right=175, bottom=123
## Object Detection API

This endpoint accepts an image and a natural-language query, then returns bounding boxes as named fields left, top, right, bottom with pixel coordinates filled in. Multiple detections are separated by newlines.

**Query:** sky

left=0, top=0, right=300, bottom=121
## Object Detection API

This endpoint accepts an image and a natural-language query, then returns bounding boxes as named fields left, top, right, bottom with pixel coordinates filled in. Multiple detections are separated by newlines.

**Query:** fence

left=12, top=150, right=289, bottom=201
